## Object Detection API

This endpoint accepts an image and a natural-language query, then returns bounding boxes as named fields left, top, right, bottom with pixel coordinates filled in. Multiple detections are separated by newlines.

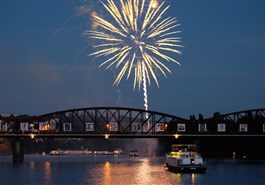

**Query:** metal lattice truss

left=1, top=107, right=265, bottom=138
left=220, top=108, right=265, bottom=123
left=4, top=107, right=186, bottom=138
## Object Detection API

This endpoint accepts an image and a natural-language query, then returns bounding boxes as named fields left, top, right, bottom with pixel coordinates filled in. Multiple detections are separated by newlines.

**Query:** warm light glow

left=105, top=134, right=109, bottom=139
left=103, top=162, right=111, bottom=185
left=174, top=134, right=179, bottom=139
left=44, top=161, right=51, bottom=185
left=105, top=161, right=110, bottom=167
left=233, top=152, right=236, bottom=159
left=191, top=173, right=196, bottom=184
left=171, top=151, right=180, bottom=157
left=30, top=134, right=35, bottom=139
left=136, top=158, right=153, bottom=184
left=39, top=123, right=50, bottom=131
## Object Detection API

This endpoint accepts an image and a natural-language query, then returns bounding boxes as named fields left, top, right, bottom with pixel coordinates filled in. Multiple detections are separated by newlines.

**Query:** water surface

left=0, top=155, right=265, bottom=185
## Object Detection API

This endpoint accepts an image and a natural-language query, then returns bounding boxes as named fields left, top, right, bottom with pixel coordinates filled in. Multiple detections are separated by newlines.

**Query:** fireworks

left=85, top=0, right=182, bottom=89
left=85, top=0, right=182, bottom=114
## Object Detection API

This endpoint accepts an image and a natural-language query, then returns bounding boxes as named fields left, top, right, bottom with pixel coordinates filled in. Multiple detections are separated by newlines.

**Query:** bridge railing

left=1, top=120, right=265, bottom=137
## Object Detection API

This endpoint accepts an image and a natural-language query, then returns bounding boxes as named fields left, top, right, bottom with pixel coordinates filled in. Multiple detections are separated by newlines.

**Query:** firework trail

left=142, top=63, right=149, bottom=122
left=85, top=0, right=182, bottom=116
left=142, top=63, right=148, bottom=112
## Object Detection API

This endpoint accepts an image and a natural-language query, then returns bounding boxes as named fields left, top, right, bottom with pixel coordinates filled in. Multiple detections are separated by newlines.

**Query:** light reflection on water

left=103, top=161, right=111, bottom=185
left=1, top=155, right=265, bottom=185
left=44, top=161, right=51, bottom=185
left=83, top=157, right=194, bottom=185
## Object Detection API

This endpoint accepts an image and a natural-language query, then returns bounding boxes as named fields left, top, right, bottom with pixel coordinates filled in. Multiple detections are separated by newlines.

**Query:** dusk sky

left=0, top=0, right=265, bottom=119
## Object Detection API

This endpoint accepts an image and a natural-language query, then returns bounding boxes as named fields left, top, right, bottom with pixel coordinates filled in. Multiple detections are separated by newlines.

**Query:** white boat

left=164, top=144, right=206, bottom=173
left=114, top=149, right=125, bottom=155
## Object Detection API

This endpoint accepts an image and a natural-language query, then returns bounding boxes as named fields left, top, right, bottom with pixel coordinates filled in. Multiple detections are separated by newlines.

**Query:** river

left=0, top=155, right=265, bottom=185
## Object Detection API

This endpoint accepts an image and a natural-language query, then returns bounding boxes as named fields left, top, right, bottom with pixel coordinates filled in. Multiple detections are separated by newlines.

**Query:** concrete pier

left=13, top=139, right=24, bottom=163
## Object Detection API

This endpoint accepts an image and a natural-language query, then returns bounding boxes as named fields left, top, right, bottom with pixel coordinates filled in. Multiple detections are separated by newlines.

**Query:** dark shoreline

left=2, top=137, right=265, bottom=159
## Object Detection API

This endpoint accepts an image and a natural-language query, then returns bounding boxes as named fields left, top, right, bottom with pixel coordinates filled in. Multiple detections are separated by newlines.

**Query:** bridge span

left=0, top=107, right=265, bottom=162
left=0, top=107, right=186, bottom=138
left=1, top=107, right=265, bottom=138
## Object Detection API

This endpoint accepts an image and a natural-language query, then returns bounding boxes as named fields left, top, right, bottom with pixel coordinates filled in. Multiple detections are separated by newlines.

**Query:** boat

left=164, top=144, right=207, bottom=173
left=114, top=148, right=125, bottom=155
left=50, top=150, right=93, bottom=155
left=50, top=149, right=124, bottom=156
left=129, top=150, right=139, bottom=157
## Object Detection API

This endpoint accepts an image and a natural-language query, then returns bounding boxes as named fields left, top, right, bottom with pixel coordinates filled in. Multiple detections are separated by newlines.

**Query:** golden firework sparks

left=85, top=0, right=182, bottom=89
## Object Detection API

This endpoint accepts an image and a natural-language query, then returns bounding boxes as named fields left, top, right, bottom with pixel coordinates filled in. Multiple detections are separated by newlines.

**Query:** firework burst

left=85, top=0, right=182, bottom=113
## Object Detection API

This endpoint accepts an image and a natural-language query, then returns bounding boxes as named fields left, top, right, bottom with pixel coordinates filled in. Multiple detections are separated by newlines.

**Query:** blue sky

left=0, top=0, right=265, bottom=118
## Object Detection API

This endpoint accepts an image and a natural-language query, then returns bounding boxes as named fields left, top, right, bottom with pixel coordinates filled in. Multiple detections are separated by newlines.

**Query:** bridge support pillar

left=13, top=138, right=24, bottom=163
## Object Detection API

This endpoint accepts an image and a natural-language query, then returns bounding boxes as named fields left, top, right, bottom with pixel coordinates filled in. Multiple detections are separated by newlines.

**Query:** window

left=63, top=123, right=72, bottom=132
left=109, top=122, right=118, bottom=131
left=177, top=124, right=186, bottom=132
left=39, top=122, right=49, bottom=131
left=155, top=123, right=165, bottom=132
left=85, top=123, right=94, bottom=131
left=50, top=119, right=58, bottom=130
left=217, top=124, right=226, bottom=132
left=198, top=123, right=207, bottom=132
left=239, top=124, right=248, bottom=132
left=1, top=123, right=8, bottom=131
left=20, top=122, right=29, bottom=131
left=132, top=123, right=141, bottom=132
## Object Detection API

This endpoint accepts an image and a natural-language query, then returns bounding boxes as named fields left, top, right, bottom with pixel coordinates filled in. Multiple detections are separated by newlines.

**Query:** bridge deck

left=1, top=133, right=265, bottom=138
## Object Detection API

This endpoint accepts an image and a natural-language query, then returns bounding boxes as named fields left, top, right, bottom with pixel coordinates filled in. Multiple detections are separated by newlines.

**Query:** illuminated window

left=39, top=122, right=49, bottom=131
left=155, top=123, right=165, bottom=132
left=109, top=122, right=118, bottom=132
